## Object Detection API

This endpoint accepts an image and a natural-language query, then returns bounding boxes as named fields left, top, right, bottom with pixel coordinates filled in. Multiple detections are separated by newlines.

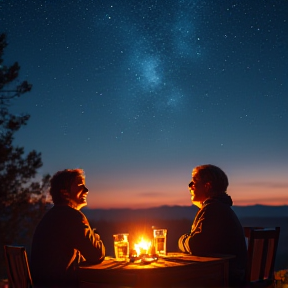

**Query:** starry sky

left=1, top=0, right=288, bottom=209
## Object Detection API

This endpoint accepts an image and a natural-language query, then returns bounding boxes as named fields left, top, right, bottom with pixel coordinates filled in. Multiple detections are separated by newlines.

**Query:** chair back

left=3, top=245, right=33, bottom=288
left=244, top=227, right=280, bottom=286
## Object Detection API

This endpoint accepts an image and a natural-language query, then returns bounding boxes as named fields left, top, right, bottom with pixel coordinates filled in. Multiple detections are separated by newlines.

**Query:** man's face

left=188, top=170, right=210, bottom=204
left=69, top=176, right=89, bottom=210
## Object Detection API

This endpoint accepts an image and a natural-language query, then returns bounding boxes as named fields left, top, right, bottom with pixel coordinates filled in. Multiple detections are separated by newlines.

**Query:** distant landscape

left=84, top=205, right=288, bottom=270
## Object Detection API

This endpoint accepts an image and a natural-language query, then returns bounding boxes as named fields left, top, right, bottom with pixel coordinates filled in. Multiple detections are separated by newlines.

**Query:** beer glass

left=153, top=229, right=167, bottom=255
left=113, top=233, right=129, bottom=261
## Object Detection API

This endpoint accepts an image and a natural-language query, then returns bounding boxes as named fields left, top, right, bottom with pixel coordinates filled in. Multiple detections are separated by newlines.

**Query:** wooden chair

left=243, top=227, right=280, bottom=287
left=3, top=245, right=33, bottom=288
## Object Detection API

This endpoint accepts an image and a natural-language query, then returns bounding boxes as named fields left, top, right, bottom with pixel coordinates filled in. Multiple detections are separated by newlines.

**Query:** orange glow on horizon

left=85, top=170, right=288, bottom=209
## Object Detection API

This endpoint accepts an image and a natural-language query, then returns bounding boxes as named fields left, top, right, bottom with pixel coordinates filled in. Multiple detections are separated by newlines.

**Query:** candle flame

left=134, top=237, right=152, bottom=256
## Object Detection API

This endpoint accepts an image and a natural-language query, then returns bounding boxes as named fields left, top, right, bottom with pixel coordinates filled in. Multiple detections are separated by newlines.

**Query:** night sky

left=1, top=0, right=287, bottom=209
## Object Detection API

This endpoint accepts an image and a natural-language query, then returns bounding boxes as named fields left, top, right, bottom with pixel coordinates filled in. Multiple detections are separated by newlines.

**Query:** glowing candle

left=134, top=237, right=152, bottom=256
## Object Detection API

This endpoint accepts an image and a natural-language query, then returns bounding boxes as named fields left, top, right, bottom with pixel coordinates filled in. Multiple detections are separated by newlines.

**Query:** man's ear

left=60, top=189, right=70, bottom=200
left=205, top=182, right=212, bottom=190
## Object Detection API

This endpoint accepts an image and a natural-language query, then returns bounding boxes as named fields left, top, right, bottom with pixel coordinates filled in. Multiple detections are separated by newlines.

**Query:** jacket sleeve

left=178, top=206, right=219, bottom=256
left=73, top=211, right=105, bottom=264
left=178, top=233, right=191, bottom=253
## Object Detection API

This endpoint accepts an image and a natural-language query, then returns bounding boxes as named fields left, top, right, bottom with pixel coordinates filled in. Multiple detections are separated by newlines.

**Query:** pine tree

left=0, top=33, right=51, bottom=278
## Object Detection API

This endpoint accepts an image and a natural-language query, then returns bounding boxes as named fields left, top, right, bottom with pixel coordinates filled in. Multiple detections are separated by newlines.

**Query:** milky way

left=92, top=0, right=208, bottom=137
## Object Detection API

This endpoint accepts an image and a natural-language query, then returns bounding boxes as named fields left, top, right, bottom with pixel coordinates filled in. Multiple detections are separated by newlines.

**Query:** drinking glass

left=153, top=229, right=167, bottom=255
left=113, top=233, right=129, bottom=261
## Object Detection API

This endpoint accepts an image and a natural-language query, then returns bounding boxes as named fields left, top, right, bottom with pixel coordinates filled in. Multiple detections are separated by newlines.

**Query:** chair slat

left=3, top=245, right=33, bottom=288
left=243, top=226, right=280, bottom=287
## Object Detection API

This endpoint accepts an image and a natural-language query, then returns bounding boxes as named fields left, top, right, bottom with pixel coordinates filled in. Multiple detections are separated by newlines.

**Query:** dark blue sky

left=1, top=0, right=288, bottom=208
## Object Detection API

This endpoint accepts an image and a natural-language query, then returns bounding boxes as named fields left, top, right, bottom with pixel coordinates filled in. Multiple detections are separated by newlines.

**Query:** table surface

left=78, top=253, right=234, bottom=287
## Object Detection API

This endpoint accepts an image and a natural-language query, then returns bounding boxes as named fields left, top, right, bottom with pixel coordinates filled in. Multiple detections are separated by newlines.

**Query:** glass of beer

left=153, top=229, right=167, bottom=255
left=113, top=233, right=129, bottom=261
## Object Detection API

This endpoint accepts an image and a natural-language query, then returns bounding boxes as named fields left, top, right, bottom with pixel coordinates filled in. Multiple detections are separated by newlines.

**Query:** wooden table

left=78, top=253, right=233, bottom=287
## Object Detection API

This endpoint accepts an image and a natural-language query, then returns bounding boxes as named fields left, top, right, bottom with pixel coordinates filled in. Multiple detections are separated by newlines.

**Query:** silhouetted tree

left=0, top=33, right=51, bottom=278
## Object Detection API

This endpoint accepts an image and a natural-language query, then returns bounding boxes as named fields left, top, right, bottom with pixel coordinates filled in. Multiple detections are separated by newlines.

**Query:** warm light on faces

left=69, top=176, right=89, bottom=210
left=189, top=171, right=210, bottom=205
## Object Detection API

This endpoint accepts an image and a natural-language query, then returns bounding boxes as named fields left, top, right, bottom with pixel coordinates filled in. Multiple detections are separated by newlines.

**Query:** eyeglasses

left=188, top=181, right=194, bottom=189
left=188, top=179, right=203, bottom=189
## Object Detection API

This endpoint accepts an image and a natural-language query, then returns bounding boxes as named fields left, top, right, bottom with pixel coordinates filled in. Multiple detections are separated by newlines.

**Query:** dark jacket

left=31, top=205, right=105, bottom=287
left=178, top=194, right=247, bottom=286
